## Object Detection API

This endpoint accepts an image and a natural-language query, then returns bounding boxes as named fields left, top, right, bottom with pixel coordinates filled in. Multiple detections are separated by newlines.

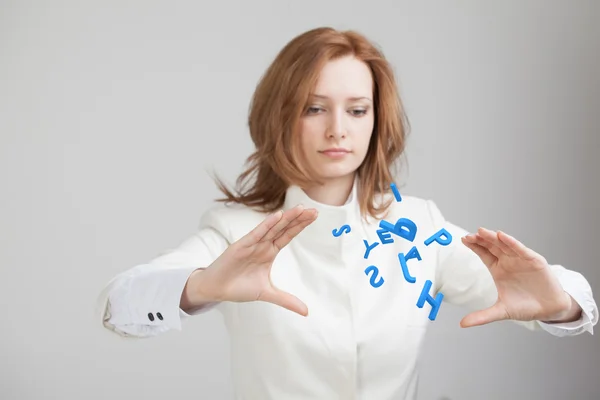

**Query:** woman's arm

left=96, top=224, right=230, bottom=339
left=97, top=203, right=317, bottom=339
left=180, top=267, right=223, bottom=313
left=427, top=199, right=598, bottom=336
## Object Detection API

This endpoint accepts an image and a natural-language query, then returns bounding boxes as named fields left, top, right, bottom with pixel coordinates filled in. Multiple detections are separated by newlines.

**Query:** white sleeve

left=428, top=200, right=598, bottom=336
left=96, top=223, right=230, bottom=339
left=535, top=267, right=598, bottom=336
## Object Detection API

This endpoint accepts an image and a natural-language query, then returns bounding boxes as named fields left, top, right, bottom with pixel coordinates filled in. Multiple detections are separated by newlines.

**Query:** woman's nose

left=326, top=110, right=346, bottom=139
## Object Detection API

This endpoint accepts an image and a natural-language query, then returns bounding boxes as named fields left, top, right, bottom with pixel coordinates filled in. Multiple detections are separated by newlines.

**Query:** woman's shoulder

left=198, top=201, right=268, bottom=236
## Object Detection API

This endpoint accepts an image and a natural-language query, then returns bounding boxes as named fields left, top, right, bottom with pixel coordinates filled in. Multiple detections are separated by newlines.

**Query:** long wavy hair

left=213, top=27, right=410, bottom=221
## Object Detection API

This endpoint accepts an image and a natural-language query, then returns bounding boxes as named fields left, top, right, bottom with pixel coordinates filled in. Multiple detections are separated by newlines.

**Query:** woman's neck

left=303, top=174, right=356, bottom=206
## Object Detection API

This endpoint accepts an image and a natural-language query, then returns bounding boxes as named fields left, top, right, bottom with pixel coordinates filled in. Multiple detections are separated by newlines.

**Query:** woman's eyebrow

left=310, top=94, right=373, bottom=102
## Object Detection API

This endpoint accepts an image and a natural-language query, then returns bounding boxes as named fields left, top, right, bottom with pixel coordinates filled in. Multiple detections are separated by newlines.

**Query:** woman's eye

left=350, top=109, right=367, bottom=117
left=306, top=106, right=323, bottom=114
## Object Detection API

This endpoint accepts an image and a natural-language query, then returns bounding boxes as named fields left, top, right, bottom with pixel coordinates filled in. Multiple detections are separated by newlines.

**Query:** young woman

left=97, top=27, right=597, bottom=399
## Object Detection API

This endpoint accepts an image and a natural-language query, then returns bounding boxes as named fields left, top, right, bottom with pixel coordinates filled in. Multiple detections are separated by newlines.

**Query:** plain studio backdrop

left=1, top=1, right=599, bottom=399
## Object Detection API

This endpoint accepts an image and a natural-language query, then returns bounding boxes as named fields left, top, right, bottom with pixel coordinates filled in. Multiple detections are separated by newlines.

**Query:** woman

left=97, top=27, right=597, bottom=399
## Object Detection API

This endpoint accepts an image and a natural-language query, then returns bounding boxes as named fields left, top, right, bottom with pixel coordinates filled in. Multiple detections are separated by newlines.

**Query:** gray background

left=1, top=1, right=599, bottom=399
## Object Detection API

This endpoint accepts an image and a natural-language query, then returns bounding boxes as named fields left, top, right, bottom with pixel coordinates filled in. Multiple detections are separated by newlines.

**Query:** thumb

left=460, top=302, right=509, bottom=328
left=262, top=288, right=308, bottom=317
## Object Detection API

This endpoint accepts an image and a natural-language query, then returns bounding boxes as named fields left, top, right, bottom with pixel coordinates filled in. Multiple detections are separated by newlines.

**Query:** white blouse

left=97, top=181, right=598, bottom=400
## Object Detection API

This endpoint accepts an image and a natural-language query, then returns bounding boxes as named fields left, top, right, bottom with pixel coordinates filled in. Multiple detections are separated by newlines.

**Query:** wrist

left=543, top=292, right=582, bottom=324
left=181, top=268, right=221, bottom=311
left=191, top=267, right=225, bottom=302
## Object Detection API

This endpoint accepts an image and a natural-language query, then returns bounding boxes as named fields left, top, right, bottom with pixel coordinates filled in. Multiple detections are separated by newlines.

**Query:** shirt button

left=148, top=313, right=155, bottom=321
left=157, top=312, right=163, bottom=321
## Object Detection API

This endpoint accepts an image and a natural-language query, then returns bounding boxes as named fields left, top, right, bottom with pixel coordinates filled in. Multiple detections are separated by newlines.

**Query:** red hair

left=214, top=27, right=410, bottom=220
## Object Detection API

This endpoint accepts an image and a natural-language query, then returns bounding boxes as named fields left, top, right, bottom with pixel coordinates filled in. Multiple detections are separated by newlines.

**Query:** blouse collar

left=282, top=176, right=361, bottom=253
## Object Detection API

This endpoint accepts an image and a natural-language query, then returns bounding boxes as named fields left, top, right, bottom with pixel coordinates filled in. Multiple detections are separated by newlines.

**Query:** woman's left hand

left=459, top=228, right=581, bottom=328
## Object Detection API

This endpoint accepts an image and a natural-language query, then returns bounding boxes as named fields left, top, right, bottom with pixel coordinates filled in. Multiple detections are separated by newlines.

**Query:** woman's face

left=299, top=55, right=375, bottom=184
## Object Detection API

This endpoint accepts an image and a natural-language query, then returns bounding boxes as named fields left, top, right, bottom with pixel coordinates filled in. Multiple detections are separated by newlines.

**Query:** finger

left=497, top=231, right=539, bottom=261
left=461, top=237, right=497, bottom=266
left=460, top=302, right=509, bottom=328
left=262, top=204, right=305, bottom=242
left=274, top=209, right=318, bottom=249
left=261, top=288, right=308, bottom=317
left=476, top=228, right=517, bottom=257
left=239, top=210, right=284, bottom=247
left=272, top=208, right=317, bottom=239
left=466, top=233, right=504, bottom=259
left=272, top=212, right=306, bottom=240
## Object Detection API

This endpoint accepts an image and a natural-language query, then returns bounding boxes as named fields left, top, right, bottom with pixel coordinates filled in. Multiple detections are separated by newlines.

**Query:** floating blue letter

left=332, top=224, right=351, bottom=237
left=363, top=239, right=379, bottom=259
left=390, top=183, right=402, bottom=202
left=376, top=228, right=394, bottom=244
left=379, top=218, right=417, bottom=242
left=416, top=280, right=444, bottom=321
left=398, top=246, right=422, bottom=284
left=424, top=228, right=452, bottom=246
left=365, top=265, right=384, bottom=288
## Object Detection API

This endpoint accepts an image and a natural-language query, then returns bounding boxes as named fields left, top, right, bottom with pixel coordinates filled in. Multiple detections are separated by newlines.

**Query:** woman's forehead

left=312, top=56, right=373, bottom=100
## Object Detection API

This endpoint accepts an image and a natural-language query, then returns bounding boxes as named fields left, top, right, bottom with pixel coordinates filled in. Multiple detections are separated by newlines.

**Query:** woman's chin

left=315, top=168, right=357, bottom=181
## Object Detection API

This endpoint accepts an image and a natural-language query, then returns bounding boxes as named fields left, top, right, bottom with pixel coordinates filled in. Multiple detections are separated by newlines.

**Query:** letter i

left=390, top=183, right=402, bottom=202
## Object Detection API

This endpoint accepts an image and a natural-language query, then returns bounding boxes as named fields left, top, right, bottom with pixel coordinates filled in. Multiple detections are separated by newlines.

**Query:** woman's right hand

left=185, top=204, right=318, bottom=316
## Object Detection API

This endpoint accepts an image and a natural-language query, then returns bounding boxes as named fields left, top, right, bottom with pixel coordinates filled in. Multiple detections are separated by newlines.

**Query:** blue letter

left=365, top=265, right=384, bottom=288
left=363, top=240, right=379, bottom=259
left=379, top=218, right=417, bottom=242
left=332, top=224, right=351, bottom=237
left=390, top=182, right=402, bottom=202
left=416, top=280, right=444, bottom=321
left=376, top=229, right=394, bottom=244
left=398, top=246, right=422, bottom=284
left=424, top=228, right=452, bottom=246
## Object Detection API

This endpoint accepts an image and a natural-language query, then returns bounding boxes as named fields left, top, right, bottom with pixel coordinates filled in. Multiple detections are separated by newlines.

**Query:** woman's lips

left=320, top=149, right=350, bottom=158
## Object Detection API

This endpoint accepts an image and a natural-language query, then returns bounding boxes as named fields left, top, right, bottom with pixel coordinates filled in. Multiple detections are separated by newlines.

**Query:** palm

left=229, top=240, right=280, bottom=301
left=460, top=228, right=570, bottom=327
left=210, top=205, right=318, bottom=316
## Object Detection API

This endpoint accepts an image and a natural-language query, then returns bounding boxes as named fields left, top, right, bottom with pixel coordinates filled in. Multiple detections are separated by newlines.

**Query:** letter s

left=332, top=224, right=352, bottom=237
left=364, top=265, right=385, bottom=288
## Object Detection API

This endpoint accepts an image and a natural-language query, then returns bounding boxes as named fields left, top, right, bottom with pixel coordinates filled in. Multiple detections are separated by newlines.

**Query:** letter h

left=416, top=280, right=444, bottom=321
